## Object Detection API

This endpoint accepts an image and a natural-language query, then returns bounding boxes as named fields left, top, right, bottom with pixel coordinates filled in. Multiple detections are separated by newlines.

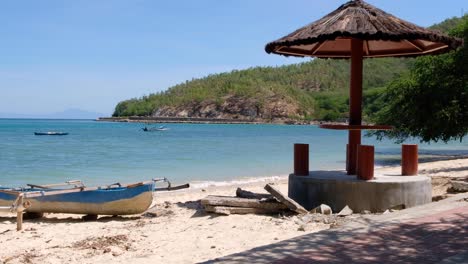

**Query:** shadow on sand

left=0, top=214, right=141, bottom=225
left=201, top=207, right=468, bottom=264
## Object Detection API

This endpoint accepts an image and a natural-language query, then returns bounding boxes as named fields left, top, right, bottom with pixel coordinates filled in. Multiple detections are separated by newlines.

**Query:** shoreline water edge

left=95, top=116, right=347, bottom=125
left=1, top=157, right=467, bottom=264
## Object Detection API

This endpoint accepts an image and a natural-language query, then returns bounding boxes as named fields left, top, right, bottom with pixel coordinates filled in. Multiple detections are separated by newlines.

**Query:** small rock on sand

left=337, top=205, right=353, bottom=217
left=310, top=204, right=332, bottom=215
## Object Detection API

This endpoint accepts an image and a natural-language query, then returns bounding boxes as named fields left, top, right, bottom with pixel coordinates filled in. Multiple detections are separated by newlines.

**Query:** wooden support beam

left=264, top=184, right=308, bottom=214
left=201, top=196, right=287, bottom=211
left=0, top=194, right=32, bottom=231
left=236, top=188, right=273, bottom=200
left=16, top=195, right=24, bottom=231
left=294, top=143, right=309, bottom=176
left=347, top=38, right=364, bottom=175
left=204, top=205, right=282, bottom=215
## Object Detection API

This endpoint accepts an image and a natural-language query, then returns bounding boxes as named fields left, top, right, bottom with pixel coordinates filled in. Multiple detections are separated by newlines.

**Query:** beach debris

left=264, top=184, right=308, bottom=214
left=310, top=204, right=333, bottom=215
left=142, top=207, right=174, bottom=218
left=73, top=234, right=132, bottom=253
left=337, top=205, right=353, bottom=217
left=201, top=196, right=287, bottom=212
left=204, top=205, right=282, bottom=215
left=236, top=188, right=273, bottom=200
left=451, top=180, right=468, bottom=192
left=202, top=185, right=309, bottom=215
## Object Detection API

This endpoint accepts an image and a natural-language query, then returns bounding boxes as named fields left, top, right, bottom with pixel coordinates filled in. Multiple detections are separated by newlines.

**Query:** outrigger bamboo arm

left=27, top=180, right=84, bottom=189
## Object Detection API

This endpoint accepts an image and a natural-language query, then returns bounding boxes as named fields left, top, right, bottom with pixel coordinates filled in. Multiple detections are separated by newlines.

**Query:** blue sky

left=0, top=0, right=466, bottom=116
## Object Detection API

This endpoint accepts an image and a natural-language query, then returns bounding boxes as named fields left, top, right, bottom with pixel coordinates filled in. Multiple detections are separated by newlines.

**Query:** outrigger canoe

left=0, top=179, right=177, bottom=216
left=34, top=132, right=69, bottom=136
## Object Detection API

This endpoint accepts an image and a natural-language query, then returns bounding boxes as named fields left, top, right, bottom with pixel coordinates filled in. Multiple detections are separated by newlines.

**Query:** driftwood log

left=264, top=184, right=308, bottom=214
left=201, top=196, right=287, bottom=211
left=235, top=188, right=273, bottom=200
left=202, top=186, right=308, bottom=216
left=204, top=205, right=281, bottom=215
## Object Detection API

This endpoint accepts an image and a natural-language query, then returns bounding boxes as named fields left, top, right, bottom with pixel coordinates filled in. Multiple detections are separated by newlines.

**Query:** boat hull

left=0, top=183, right=154, bottom=215
left=34, top=132, right=69, bottom=136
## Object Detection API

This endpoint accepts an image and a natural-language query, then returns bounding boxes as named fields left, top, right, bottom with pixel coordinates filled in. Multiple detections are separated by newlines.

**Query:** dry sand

left=1, top=158, right=467, bottom=264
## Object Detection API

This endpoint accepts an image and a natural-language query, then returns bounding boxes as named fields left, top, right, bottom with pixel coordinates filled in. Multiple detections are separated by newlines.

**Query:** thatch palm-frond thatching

left=265, top=0, right=463, bottom=58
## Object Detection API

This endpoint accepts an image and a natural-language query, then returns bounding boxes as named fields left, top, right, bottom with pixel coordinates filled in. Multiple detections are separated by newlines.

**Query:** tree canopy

left=371, top=15, right=468, bottom=143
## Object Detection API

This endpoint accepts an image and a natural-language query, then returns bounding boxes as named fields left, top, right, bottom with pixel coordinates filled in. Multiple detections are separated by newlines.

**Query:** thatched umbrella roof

left=265, top=0, right=463, bottom=58
left=265, top=0, right=463, bottom=175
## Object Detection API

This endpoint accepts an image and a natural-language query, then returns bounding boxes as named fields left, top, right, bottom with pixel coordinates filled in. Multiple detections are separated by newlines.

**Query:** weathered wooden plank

left=235, top=188, right=273, bottom=200
left=201, top=195, right=287, bottom=210
left=204, top=205, right=282, bottom=215
left=264, top=184, right=308, bottom=214
left=17, top=208, right=23, bottom=231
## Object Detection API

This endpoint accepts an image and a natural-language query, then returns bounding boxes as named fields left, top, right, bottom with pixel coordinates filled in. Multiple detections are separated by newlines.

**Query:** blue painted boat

left=0, top=181, right=155, bottom=216
left=34, top=132, right=69, bottom=136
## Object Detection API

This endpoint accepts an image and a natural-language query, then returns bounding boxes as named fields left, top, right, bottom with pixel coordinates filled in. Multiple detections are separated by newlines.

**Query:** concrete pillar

left=402, top=144, right=418, bottom=175
left=357, top=145, right=374, bottom=180
left=294, top=143, right=309, bottom=176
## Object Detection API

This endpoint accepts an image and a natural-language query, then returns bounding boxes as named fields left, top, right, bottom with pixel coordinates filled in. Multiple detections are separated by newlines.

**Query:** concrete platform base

left=289, top=171, right=432, bottom=213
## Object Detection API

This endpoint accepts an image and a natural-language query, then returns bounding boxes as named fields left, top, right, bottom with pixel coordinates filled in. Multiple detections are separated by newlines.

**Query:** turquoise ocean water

left=0, top=119, right=466, bottom=187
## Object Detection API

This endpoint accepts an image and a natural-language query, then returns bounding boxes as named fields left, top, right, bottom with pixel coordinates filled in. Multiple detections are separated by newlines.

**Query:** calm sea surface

left=0, top=119, right=466, bottom=187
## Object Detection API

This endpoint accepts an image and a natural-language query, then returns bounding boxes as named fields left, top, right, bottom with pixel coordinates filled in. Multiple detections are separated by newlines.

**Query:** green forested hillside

left=113, top=58, right=411, bottom=121
left=113, top=17, right=462, bottom=122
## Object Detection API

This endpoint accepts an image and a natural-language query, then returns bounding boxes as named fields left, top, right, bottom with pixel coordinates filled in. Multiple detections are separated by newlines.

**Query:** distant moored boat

left=142, top=125, right=169, bottom=132
left=34, top=132, right=69, bottom=136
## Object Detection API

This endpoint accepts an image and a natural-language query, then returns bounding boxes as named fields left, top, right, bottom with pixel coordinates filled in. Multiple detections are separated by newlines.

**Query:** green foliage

left=113, top=58, right=410, bottom=119
left=313, top=93, right=348, bottom=121
left=430, top=16, right=466, bottom=33
left=371, top=16, right=468, bottom=143
left=363, top=86, right=387, bottom=119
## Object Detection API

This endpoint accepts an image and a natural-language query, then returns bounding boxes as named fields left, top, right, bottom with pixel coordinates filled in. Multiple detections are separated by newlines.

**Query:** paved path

left=204, top=194, right=468, bottom=264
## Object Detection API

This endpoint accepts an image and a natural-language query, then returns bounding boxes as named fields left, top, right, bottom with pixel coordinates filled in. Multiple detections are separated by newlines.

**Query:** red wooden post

left=294, top=143, right=309, bottom=176
left=402, top=144, right=418, bottom=175
left=357, top=145, right=374, bottom=180
left=346, top=38, right=364, bottom=175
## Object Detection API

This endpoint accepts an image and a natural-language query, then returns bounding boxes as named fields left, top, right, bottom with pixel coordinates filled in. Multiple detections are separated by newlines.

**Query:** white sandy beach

left=1, top=158, right=467, bottom=264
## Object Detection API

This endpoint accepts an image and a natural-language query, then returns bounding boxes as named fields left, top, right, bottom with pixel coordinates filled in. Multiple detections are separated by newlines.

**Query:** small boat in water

left=142, top=125, right=169, bottom=132
left=0, top=178, right=180, bottom=216
left=34, top=132, right=69, bottom=136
